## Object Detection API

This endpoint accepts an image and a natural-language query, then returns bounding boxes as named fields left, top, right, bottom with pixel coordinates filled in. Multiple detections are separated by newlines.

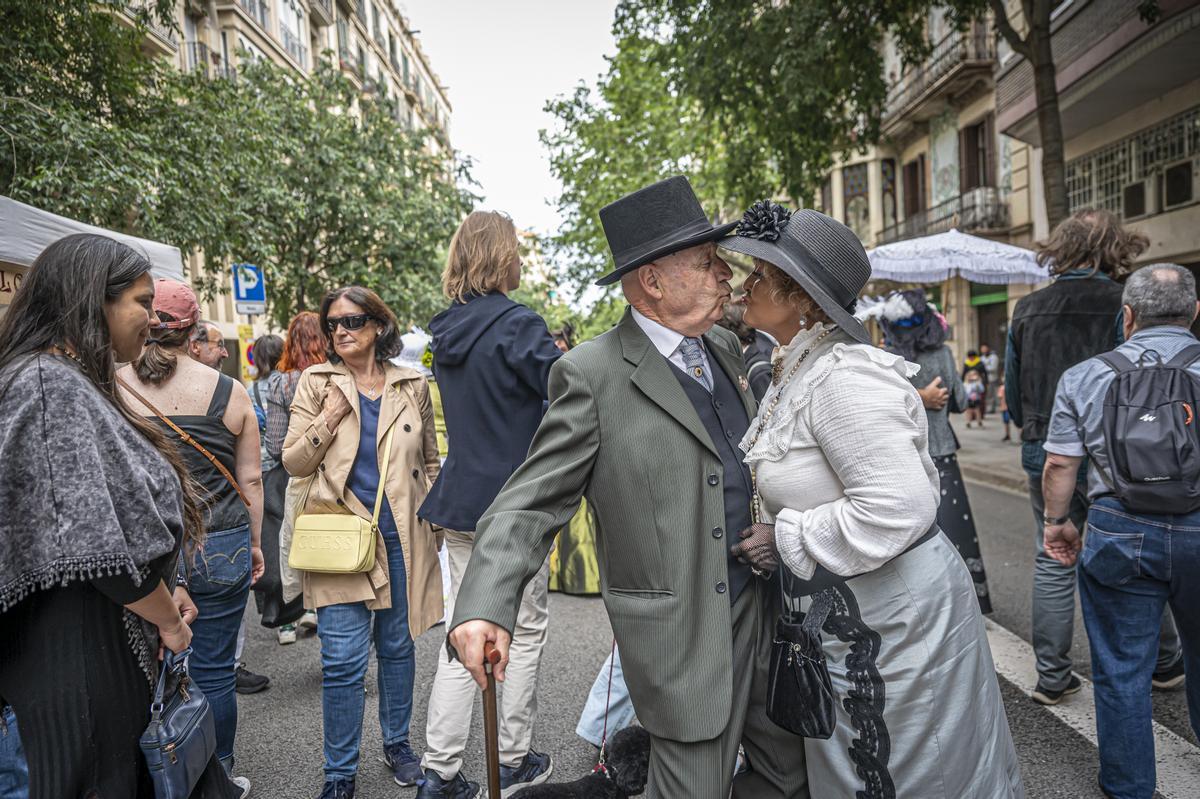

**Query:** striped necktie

left=679, top=337, right=713, bottom=392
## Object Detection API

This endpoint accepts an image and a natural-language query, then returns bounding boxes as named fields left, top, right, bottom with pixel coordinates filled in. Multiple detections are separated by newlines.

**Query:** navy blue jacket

left=418, top=293, right=562, bottom=532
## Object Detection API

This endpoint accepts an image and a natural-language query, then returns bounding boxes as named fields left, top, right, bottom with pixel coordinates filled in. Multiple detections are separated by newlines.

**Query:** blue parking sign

left=232, top=263, right=266, bottom=316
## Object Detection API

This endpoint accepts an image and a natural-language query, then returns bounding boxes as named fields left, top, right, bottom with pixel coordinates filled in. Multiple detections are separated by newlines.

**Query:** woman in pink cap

left=118, top=278, right=265, bottom=798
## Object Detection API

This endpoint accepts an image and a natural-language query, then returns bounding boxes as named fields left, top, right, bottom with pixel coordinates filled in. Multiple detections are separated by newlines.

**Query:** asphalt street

left=232, top=480, right=1197, bottom=798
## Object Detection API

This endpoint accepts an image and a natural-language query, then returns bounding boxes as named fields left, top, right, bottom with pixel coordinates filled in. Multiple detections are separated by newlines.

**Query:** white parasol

left=867, top=228, right=1047, bottom=286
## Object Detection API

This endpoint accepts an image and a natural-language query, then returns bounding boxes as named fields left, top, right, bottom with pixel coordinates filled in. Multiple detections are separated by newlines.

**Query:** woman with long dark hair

left=117, top=279, right=264, bottom=793
left=0, top=234, right=236, bottom=798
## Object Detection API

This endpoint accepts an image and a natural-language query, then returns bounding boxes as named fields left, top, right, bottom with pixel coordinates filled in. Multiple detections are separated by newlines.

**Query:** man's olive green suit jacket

left=451, top=307, right=758, bottom=743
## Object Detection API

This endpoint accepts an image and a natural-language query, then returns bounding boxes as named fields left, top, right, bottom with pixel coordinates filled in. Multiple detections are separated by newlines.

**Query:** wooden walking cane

left=482, top=641, right=503, bottom=799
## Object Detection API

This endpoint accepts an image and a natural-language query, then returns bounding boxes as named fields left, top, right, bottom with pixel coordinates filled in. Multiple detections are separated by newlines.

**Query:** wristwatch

left=1043, top=514, right=1070, bottom=525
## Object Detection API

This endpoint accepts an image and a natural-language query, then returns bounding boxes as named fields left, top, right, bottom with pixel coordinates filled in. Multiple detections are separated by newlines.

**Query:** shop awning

left=867, top=228, right=1047, bottom=286
left=0, top=196, right=184, bottom=281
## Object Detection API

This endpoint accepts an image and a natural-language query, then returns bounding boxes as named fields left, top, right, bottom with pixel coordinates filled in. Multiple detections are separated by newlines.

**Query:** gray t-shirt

left=1044, top=326, right=1200, bottom=499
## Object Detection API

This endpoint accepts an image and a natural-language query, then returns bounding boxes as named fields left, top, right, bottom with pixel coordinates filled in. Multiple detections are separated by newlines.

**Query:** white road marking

left=986, top=619, right=1200, bottom=798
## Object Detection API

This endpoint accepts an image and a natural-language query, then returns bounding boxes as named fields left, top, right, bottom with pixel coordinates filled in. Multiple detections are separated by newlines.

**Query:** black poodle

left=511, top=725, right=651, bottom=799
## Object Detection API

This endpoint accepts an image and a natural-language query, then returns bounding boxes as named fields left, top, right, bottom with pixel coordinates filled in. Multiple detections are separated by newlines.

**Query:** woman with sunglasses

left=282, top=287, right=442, bottom=799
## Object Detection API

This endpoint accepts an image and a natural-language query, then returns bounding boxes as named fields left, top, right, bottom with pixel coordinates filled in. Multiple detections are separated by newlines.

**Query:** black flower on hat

left=735, top=200, right=792, bottom=242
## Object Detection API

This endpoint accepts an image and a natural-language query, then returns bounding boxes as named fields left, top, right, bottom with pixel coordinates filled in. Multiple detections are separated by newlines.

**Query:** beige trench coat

left=282, top=361, right=443, bottom=637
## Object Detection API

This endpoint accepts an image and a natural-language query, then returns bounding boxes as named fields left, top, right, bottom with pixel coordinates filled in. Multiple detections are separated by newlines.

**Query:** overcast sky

left=402, top=0, right=619, bottom=238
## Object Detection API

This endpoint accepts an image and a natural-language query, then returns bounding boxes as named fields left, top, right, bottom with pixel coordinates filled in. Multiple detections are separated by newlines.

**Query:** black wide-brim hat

left=596, top=176, right=737, bottom=286
left=721, top=204, right=874, bottom=345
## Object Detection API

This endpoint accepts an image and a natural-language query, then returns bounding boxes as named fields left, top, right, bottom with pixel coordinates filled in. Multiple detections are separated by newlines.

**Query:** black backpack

left=1099, top=343, right=1200, bottom=514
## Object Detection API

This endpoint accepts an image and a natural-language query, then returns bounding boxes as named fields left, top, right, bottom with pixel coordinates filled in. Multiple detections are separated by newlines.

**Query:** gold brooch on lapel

left=739, top=376, right=749, bottom=392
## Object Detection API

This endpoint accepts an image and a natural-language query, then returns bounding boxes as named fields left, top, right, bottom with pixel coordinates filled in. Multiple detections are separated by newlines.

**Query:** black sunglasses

left=325, top=314, right=375, bottom=333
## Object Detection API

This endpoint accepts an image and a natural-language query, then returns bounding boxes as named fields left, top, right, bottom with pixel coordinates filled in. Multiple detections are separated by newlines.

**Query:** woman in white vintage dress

left=723, top=203, right=1024, bottom=798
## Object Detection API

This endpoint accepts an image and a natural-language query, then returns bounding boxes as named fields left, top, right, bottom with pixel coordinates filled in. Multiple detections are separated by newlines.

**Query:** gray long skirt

left=799, top=532, right=1024, bottom=798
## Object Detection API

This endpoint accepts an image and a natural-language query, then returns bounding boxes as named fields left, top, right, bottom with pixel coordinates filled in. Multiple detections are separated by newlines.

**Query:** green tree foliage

left=158, top=60, right=475, bottom=329
left=540, top=33, right=771, bottom=287
left=1, top=1, right=473, bottom=328
left=545, top=0, right=1164, bottom=275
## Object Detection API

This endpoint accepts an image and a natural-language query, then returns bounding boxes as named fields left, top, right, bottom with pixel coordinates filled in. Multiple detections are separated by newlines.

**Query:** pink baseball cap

left=152, top=279, right=201, bottom=329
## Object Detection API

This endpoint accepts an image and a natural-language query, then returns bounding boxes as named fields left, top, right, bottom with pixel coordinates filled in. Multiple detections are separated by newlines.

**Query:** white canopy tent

left=867, top=228, right=1047, bottom=286
left=0, top=195, right=184, bottom=282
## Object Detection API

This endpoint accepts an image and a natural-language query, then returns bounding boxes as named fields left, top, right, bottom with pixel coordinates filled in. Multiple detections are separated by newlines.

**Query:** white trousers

left=421, top=529, right=550, bottom=778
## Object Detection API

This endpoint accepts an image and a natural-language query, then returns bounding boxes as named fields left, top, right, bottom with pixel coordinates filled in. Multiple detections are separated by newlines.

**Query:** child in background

left=964, top=368, right=986, bottom=428
left=998, top=382, right=1012, bottom=441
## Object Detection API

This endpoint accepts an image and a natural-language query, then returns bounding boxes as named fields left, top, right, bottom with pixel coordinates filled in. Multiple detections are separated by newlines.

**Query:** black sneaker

left=498, top=750, right=552, bottom=798
left=380, top=740, right=424, bottom=787
left=235, top=663, right=270, bottom=695
left=1032, top=674, right=1082, bottom=706
left=1152, top=659, right=1186, bottom=691
left=317, top=778, right=355, bottom=799
left=415, top=770, right=479, bottom=799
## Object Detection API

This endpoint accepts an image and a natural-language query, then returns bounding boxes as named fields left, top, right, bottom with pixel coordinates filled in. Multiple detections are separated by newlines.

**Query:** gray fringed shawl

left=0, top=355, right=183, bottom=682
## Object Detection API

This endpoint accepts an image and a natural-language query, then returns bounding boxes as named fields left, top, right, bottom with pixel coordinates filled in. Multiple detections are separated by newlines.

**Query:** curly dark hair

left=1036, top=208, right=1149, bottom=278
left=319, top=286, right=402, bottom=364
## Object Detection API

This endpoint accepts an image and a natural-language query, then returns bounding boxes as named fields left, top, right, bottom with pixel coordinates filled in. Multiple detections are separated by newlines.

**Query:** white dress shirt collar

left=630, top=307, right=687, bottom=359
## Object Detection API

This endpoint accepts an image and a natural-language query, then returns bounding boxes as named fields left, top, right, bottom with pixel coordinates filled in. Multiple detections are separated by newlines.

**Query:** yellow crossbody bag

left=288, top=426, right=395, bottom=574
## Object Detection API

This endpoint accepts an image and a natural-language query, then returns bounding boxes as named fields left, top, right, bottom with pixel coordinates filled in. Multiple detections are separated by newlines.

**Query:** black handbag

left=140, top=648, right=217, bottom=799
left=765, top=582, right=837, bottom=739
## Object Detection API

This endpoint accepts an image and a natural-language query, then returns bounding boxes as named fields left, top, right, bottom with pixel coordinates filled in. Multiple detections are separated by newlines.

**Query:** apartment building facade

left=819, top=1, right=1200, bottom=362
left=133, top=0, right=452, bottom=375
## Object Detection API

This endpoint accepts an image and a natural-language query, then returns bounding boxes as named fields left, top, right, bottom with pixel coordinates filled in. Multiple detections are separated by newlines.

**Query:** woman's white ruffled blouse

left=739, top=325, right=941, bottom=580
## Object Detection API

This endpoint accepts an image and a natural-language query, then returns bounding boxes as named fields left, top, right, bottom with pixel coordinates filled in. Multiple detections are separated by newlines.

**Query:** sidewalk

left=948, top=413, right=1028, bottom=494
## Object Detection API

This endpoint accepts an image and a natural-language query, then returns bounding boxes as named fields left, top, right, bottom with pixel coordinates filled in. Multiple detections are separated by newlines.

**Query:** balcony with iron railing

left=237, top=0, right=269, bottom=29
left=882, top=26, right=994, bottom=135
left=879, top=187, right=1010, bottom=244
left=185, top=41, right=211, bottom=76
left=280, top=26, right=308, bottom=68
left=126, top=1, right=178, bottom=53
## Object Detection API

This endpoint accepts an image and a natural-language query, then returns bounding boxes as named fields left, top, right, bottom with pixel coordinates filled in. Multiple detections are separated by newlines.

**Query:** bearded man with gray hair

left=1041, top=263, right=1200, bottom=798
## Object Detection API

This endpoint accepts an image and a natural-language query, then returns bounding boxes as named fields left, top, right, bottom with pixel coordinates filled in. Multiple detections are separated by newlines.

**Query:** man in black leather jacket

left=1005, top=209, right=1183, bottom=704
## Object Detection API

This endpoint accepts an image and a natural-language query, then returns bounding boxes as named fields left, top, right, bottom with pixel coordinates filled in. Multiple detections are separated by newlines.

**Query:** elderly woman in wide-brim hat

left=725, top=203, right=1024, bottom=798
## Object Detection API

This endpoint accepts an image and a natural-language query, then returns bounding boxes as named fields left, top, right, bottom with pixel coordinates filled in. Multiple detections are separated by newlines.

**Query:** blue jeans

left=317, top=534, right=415, bottom=780
left=1079, top=498, right=1200, bottom=799
left=0, top=707, right=26, bottom=799
left=186, top=524, right=253, bottom=767
left=576, top=645, right=637, bottom=747
left=1025, top=443, right=1180, bottom=689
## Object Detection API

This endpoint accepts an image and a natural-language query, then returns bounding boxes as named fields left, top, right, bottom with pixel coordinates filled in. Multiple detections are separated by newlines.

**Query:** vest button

left=707, top=474, right=719, bottom=486
left=714, top=401, right=723, bottom=409
left=319, top=463, right=326, bottom=471
left=403, top=424, right=412, bottom=432
left=336, top=498, right=345, bottom=506
left=712, top=527, right=723, bottom=539
left=412, top=469, right=420, bottom=479
left=726, top=430, right=734, bottom=438
left=715, top=581, right=727, bottom=594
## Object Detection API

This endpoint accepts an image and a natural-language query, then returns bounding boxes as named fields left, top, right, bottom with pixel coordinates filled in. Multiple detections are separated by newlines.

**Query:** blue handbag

left=140, top=648, right=217, bottom=799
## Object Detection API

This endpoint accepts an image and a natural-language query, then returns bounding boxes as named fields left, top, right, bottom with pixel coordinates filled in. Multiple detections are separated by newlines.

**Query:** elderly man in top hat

left=448, top=176, right=808, bottom=798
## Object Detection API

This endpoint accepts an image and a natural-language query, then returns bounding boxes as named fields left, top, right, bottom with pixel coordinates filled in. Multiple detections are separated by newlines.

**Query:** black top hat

left=596, top=176, right=737, bottom=286
left=721, top=202, right=874, bottom=345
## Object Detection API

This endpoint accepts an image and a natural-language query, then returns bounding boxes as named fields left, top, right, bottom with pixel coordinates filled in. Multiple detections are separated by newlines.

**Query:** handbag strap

left=370, top=425, right=397, bottom=532
left=118, top=376, right=251, bottom=508
left=151, top=647, right=192, bottom=713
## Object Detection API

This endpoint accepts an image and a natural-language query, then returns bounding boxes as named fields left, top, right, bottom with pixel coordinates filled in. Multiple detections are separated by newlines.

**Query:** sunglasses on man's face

left=325, top=314, right=375, bottom=334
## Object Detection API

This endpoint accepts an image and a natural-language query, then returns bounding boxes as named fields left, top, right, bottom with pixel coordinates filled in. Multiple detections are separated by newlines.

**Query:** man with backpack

left=1007, top=208, right=1182, bottom=705
left=1042, top=263, right=1200, bottom=799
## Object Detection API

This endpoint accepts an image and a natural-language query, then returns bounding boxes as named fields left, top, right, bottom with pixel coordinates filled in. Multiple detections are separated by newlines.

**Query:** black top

left=1007, top=274, right=1124, bottom=442
left=156, top=374, right=249, bottom=533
